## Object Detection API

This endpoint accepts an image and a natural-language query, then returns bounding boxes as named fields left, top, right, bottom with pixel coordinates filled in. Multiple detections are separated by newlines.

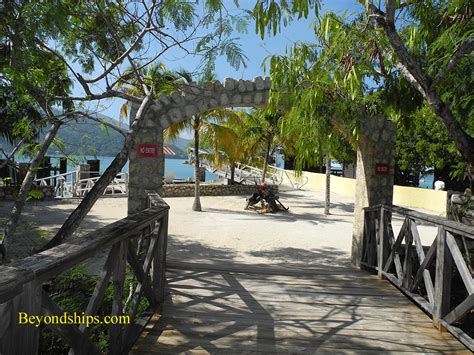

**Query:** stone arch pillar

left=351, top=116, right=396, bottom=266
left=128, top=104, right=165, bottom=215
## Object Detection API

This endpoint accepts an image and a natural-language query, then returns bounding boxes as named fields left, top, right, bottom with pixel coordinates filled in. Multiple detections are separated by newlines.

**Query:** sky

left=79, top=0, right=363, bottom=138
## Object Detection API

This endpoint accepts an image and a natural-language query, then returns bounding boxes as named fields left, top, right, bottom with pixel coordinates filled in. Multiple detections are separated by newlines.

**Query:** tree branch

left=52, top=89, right=141, bottom=103
left=77, top=112, right=128, bottom=137
left=0, top=138, right=25, bottom=169
left=365, top=0, right=431, bottom=94
left=82, top=24, right=152, bottom=84
left=385, top=0, right=396, bottom=26
left=395, top=63, right=427, bottom=98
left=434, top=39, right=474, bottom=84
left=40, top=88, right=155, bottom=250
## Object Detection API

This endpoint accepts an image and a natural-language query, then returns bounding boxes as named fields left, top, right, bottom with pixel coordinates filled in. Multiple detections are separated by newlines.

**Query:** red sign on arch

left=375, top=163, right=390, bottom=175
left=136, top=144, right=158, bottom=158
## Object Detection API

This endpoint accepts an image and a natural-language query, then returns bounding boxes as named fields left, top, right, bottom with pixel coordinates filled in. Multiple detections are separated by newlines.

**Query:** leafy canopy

left=252, top=0, right=473, bottom=174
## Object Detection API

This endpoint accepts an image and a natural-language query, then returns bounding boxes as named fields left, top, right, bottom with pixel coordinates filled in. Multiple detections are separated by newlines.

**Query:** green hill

left=1, top=114, right=189, bottom=159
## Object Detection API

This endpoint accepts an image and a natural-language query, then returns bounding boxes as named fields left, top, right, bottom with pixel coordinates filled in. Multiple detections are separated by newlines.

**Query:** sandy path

left=165, top=189, right=355, bottom=267
left=0, top=198, right=127, bottom=259
left=0, top=188, right=438, bottom=264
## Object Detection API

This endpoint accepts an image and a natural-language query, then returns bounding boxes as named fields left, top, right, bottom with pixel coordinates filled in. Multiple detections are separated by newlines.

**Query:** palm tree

left=200, top=114, right=251, bottom=184
left=118, top=63, right=188, bottom=120
left=165, top=106, right=241, bottom=211
left=238, top=110, right=285, bottom=182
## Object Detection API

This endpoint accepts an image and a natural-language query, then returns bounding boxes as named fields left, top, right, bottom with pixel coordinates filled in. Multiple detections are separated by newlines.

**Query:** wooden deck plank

left=137, top=328, right=464, bottom=351
left=166, top=274, right=401, bottom=292
left=162, top=302, right=440, bottom=321
left=144, top=317, right=462, bottom=343
left=158, top=312, right=442, bottom=329
left=132, top=262, right=469, bottom=354
left=166, top=282, right=405, bottom=297
left=167, top=260, right=378, bottom=277
left=167, top=272, right=401, bottom=290
left=166, top=292, right=422, bottom=308
left=134, top=335, right=468, bottom=354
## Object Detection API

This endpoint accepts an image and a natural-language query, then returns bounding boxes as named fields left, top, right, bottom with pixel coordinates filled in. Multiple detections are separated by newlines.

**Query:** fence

left=34, top=171, right=129, bottom=198
left=0, top=191, right=168, bottom=354
left=361, top=205, right=473, bottom=351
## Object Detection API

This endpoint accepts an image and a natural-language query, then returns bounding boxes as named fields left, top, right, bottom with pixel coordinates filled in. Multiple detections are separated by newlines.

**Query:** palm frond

left=164, top=120, right=191, bottom=143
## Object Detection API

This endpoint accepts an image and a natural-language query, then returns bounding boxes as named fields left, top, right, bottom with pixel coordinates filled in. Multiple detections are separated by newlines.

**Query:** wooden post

left=109, top=240, right=127, bottom=354
left=153, top=214, right=168, bottom=305
left=377, top=207, right=385, bottom=279
left=402, top=220, right=413, bottom=289
left=3, top=281, right=42, bottom=354
left=151, top=220, right=160, bottom=305
left=433, top=226, right=452, bottom=330
left=72, top=169, right=78, bottom=196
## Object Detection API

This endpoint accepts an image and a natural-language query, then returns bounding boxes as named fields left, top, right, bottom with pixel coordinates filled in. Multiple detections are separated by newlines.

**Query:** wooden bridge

left=131, top=260, right=468, bottom=354
left=0, top=193, right=472, bottom=354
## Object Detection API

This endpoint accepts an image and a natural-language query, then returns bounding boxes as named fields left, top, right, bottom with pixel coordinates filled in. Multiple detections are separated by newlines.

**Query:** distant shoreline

left=46, top=152, right=187, bottom=160
left=14, top=155, right=216, bottom=181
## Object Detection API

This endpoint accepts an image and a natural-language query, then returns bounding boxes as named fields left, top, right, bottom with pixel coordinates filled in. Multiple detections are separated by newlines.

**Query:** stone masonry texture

left=351, top=115, right=396, bottom=266
left=161, top=183, right=278, bottom=198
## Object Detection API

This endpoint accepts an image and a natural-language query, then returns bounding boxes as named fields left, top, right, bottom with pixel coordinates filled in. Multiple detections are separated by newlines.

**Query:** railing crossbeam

left=446, top=232, right=474, bottom=295
left=126, top=242, right=158, bottom=308
left=78, top=243, right=120, bottom=335
left=42, top=290, right=101, bottom=355
left=444, top=294, right=474, bottom=325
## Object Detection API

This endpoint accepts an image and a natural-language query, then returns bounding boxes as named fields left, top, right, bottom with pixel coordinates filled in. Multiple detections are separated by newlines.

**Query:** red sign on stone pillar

left=136, top=144, right=158, bottom=158
left=375, top=163, right=390, bottom=175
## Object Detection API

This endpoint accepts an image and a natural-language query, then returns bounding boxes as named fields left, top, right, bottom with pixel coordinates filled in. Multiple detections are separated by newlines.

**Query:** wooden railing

left=362, top=205, right=474, bottom=351
left=0, top=191, right=169, bottom=354
left=75, top=172, right=129, bottom=197
left=34, top=171, right=129, bottom=197
left=268, top=165, right=309, bottom=190
left=200, top=159, right=284, bottom=186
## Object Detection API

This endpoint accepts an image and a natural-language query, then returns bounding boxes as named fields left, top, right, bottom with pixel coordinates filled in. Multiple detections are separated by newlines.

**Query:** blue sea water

left=418, top=174, right=434, bottom=189
left=17, top=155, right=218, bottom=181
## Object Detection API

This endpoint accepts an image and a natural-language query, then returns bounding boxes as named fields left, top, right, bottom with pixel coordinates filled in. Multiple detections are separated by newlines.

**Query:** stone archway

left=128, top=77, right=271, bottom=215
left=128, top=77, right=396, bottom=266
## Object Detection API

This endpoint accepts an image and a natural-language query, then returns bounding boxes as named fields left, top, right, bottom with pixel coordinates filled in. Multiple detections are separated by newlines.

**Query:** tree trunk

left=381, top=9, right=474, bottom=180
left=0, top=138, right=25, bottom=170
left=230, top=163, right=235, bottom=185
left=261, top=139, right=272, bottom=182
left=324, top=153, right=331, bottom=215
left=1, top=121, right=62, bottom=263
left=469, top=163, right=474, bottom=191
left=39, top=91, right=154, bottom=252
left=192, top=116, right=202, bottom=211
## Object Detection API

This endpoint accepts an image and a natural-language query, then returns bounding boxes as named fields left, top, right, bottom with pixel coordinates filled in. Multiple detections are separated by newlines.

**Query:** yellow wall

left=284, top=170, right=447, bottom=215
left=393, top=185, right=447, bottom=215
left=302, top=171, right=356, bottom=197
